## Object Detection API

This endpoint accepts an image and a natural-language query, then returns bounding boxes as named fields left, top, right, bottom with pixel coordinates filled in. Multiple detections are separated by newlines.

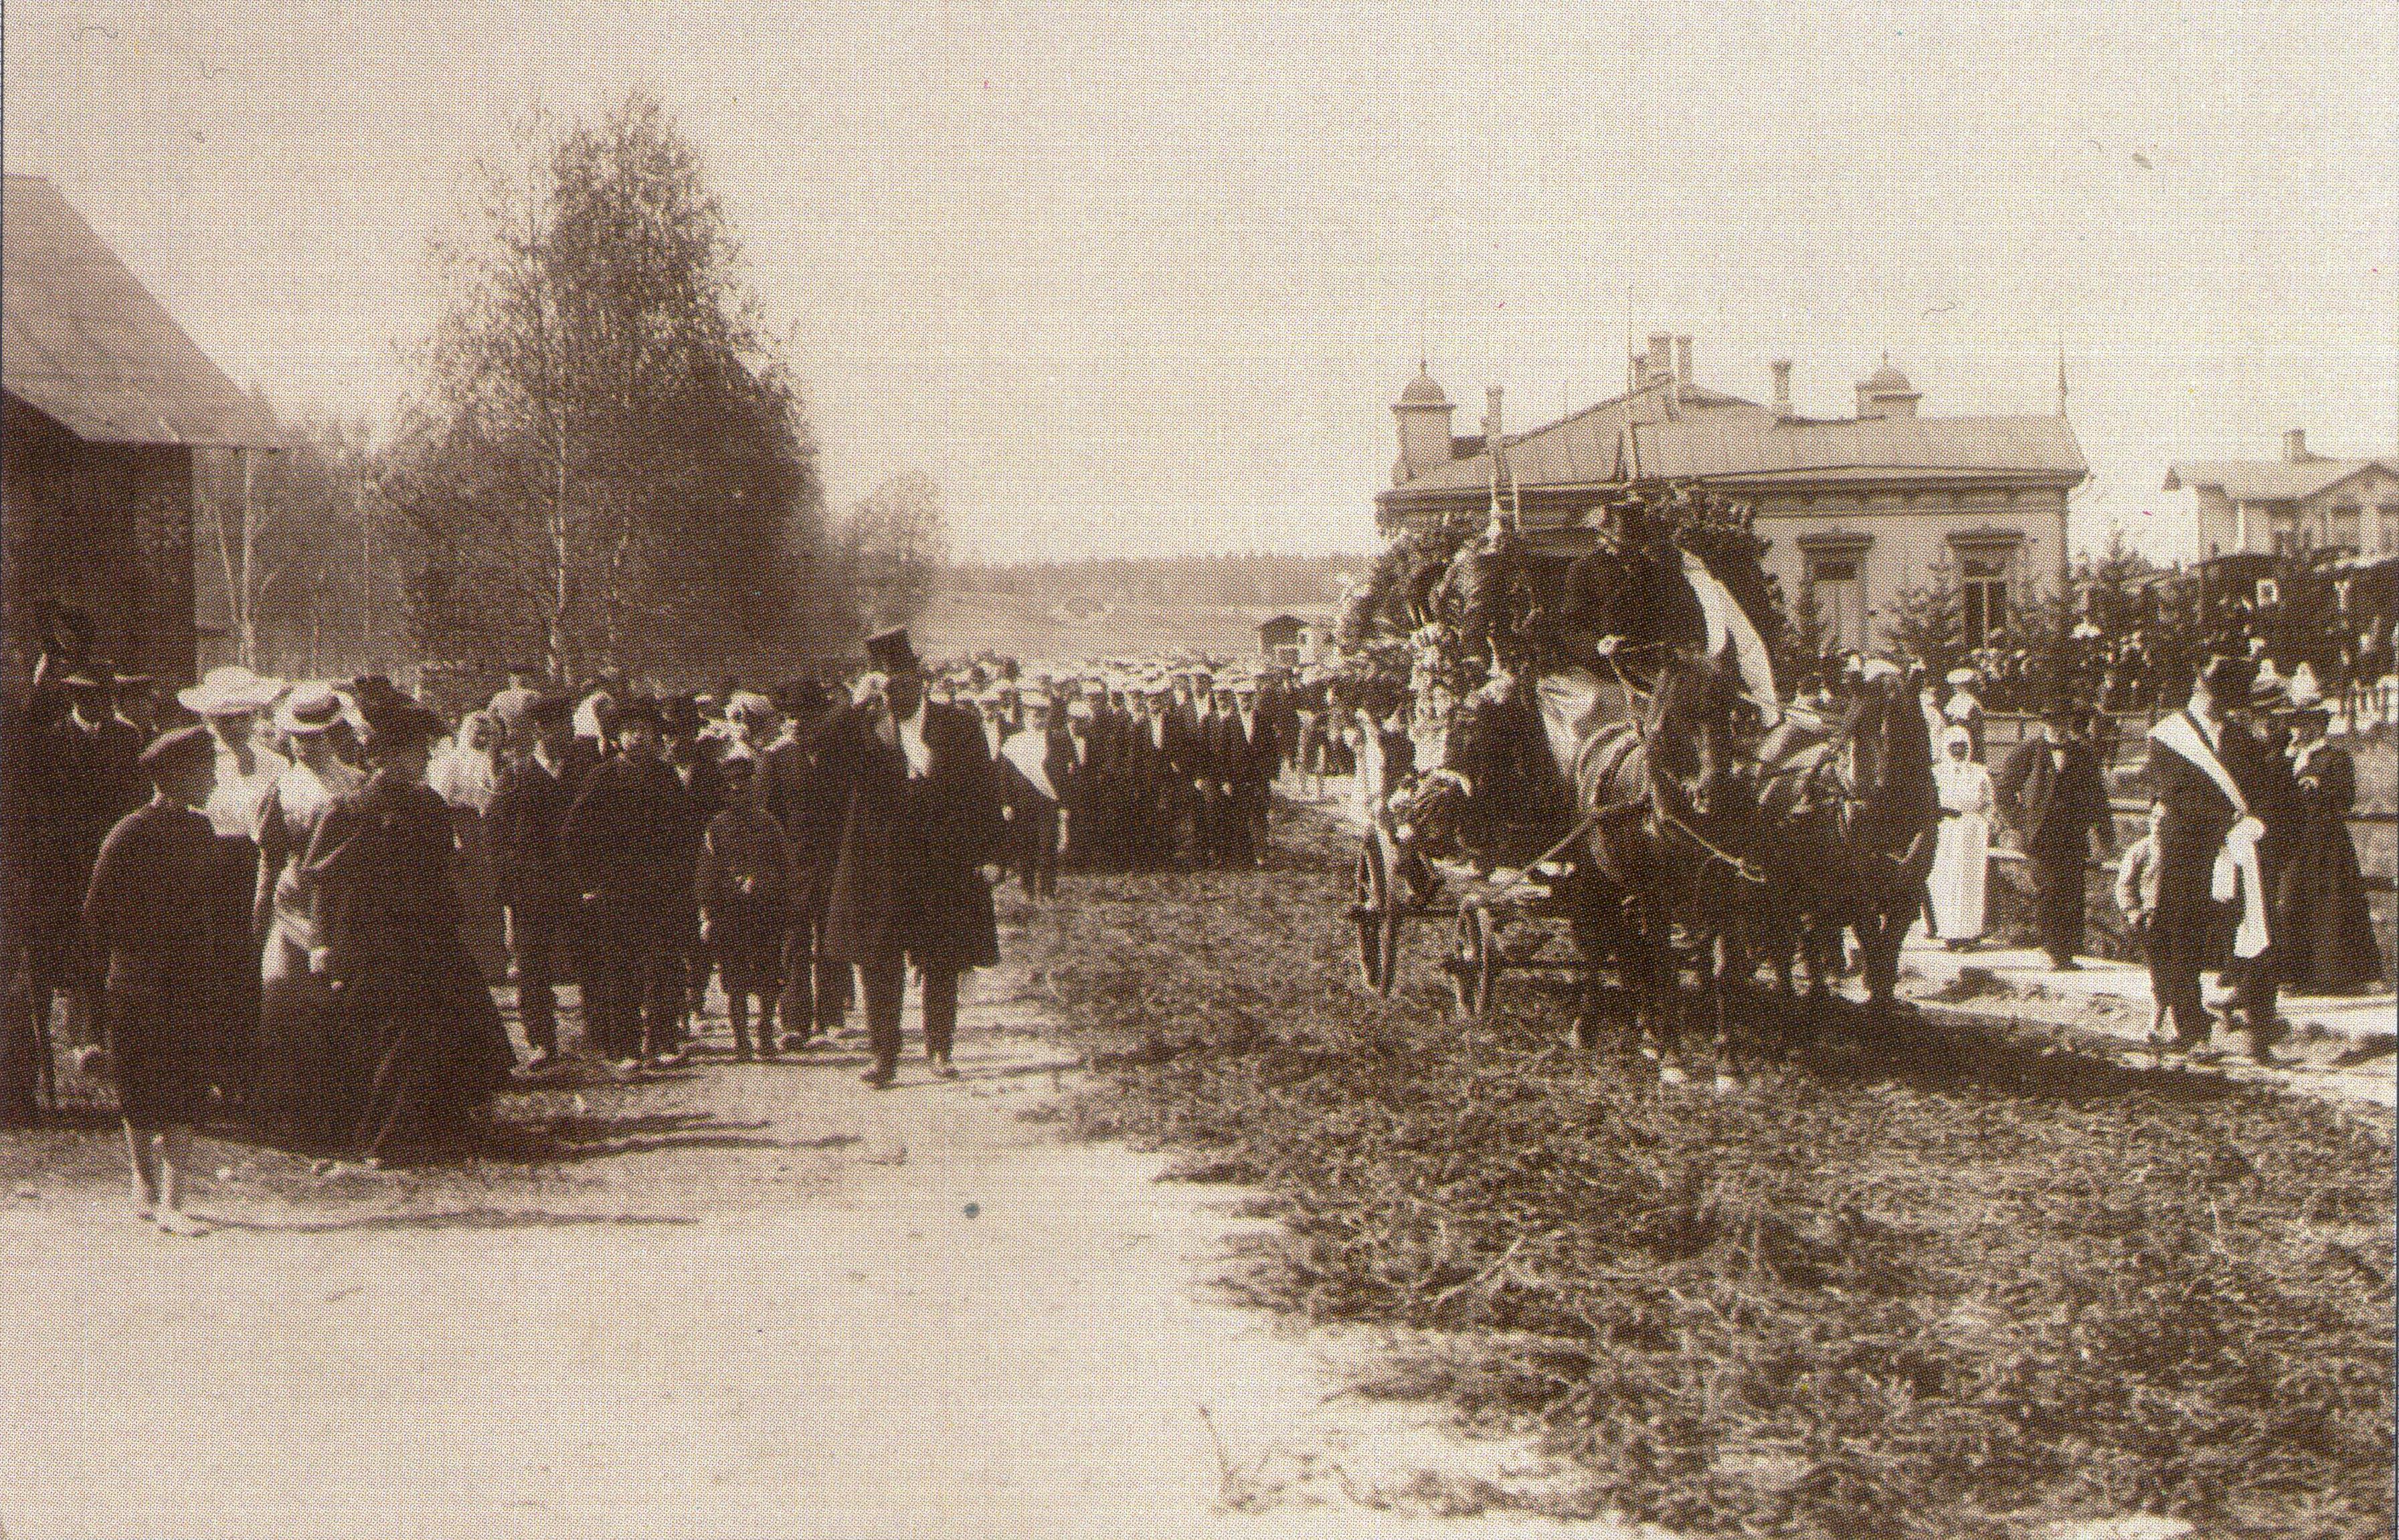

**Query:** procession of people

left=3, top=615, right=1349, bottom=1206
left=2, top=563, right=2389, bottom=1228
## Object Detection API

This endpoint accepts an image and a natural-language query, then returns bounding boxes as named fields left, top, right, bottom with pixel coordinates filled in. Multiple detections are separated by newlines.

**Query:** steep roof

left=2, top=175, right=278, bottom=448
left=2161, top=458, right=2398, bottom=502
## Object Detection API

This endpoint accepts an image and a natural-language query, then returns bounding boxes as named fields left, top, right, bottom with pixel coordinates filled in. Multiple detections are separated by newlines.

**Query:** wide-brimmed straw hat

left=273, top=683, right=349, bottom=737
left=178, top=665, right=283, bottom=718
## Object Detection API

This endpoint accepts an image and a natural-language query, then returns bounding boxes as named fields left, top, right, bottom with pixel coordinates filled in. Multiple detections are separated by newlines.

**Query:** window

left=1806, top=556, right=1865, bottom=650
left=1959, top=554, right=2010, bottom=648
left=2380, top=504, right=2399, bottom=555
left=2329, top=504, right=2362, bottom=554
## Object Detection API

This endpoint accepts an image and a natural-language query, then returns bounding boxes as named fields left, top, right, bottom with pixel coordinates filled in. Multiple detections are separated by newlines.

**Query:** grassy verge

left=1016, top=800, right=2394, bottom=1539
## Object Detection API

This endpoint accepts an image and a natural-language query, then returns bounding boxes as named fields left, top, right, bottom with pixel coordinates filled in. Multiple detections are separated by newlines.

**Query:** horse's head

left=1644, top=650, right=1740, bottom=821
left=1838, top=672, right=1936, bottom=836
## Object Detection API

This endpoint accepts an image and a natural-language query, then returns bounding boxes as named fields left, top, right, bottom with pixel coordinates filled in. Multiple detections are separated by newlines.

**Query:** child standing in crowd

left=695, top=753, right=790, bottom=1059
left=82, top=725, right=224, bottom=1235
left=2115, top=800, right=2169, bottom=1052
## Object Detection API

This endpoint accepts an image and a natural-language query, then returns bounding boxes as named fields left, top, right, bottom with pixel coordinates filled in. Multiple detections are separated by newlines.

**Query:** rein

left=1603, top=654, right=1767, bottom=884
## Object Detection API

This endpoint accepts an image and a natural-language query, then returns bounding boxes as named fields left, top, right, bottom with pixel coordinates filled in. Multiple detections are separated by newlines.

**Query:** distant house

left=2162, top=431, right=2399, bottom=561
left=2, top=174, right=278, bottom=697
left=1257, top=611, right=1334, bottom=667
left=1378, top=336, right=2088, bottom=655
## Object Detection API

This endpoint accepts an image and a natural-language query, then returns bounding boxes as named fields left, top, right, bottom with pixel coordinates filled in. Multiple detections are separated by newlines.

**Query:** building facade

left=2162, top=431, right=2399, bottom=561
left=1, top=175, right=278, bottom=697
left=1377, top=337, right=2088, bottom=655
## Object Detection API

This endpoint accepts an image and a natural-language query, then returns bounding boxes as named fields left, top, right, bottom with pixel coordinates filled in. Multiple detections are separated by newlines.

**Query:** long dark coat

left=818, top=700, right=1004, bottom=969
left=764, top=714, right=845, bottom=919
left=2144, top=711, right=2278, bottom=973
left=1995, top=737, right=2110, bottom=855
left=306, top=771, right=514, bottom=1158
left=82, top=797, right=228, bottom=1124
left=2273, top=740, right=2384, bottom=993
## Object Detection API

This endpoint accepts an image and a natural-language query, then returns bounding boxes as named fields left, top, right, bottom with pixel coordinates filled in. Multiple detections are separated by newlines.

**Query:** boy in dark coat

left=82, top=726, right=222, bottom=1234
left=696, top=755, right=790, bottom=1059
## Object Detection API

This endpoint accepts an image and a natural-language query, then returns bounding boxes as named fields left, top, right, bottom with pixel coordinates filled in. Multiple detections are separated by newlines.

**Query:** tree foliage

left=380, top=93, right=839, bottom=686
left=838, top=471, right=948, bottom=630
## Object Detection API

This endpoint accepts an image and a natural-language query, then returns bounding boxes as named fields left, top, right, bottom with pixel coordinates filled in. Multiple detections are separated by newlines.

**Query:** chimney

left=1771, top=359, right=1793, bottom=419
left=1484, top=385, right=1504, bottom=448
left=2283, top=428, right=2309, bottom=463
left=1648, top=333, right=1674, bottom=387
left=1674, top=336, right=1693, bottom=386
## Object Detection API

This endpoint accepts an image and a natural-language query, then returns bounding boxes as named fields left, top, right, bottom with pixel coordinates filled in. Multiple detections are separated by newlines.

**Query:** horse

left=1748, top=670, right=1937, bottom=1011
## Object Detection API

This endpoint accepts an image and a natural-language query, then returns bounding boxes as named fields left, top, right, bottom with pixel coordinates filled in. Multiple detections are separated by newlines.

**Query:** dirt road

left=0, top=962, right=1604, bottom=1540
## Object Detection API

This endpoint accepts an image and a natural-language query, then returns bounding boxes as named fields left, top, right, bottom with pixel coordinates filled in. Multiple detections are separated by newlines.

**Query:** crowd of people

left=4, top=618, right=1376, bottom=1226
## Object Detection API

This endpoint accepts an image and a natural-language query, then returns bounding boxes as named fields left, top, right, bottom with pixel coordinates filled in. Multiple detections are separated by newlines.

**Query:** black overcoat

left=818, top=701, right=1004, bottom=968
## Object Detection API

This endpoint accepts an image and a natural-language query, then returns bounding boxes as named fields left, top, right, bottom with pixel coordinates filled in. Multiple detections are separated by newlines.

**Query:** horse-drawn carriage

left=1334, top=485, right=1938, bottom=1074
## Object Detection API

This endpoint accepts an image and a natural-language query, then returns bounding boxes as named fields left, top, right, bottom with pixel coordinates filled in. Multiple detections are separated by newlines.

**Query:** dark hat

left=864, top=626, right=921, bottom=674
left=2198, top=653, right=2256, bottom=697
left=60, top=659, right=114, bottom=690
left=356, top=693, right=442, bottom=751
left=773, top=678, right=831, bottom=718
left=662, top=694, right=703, bottom=737
left=139, top=723, right=215, bottom=779
left=525, top=690, right=574, bottom=726
left=612, top=694, right=665, bottom=733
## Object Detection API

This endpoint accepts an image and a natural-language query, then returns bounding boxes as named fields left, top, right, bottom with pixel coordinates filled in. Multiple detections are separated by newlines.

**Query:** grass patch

left=1018, top=802, right=2395, bottom=1540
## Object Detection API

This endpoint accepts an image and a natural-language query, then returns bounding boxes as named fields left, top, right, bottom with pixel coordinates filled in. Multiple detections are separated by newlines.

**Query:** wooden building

left=1377, top=337, right=2088, bottom=654
left=2163, top=431, right=2399, bottom=561
left=2, top=174, right=278, bottom=698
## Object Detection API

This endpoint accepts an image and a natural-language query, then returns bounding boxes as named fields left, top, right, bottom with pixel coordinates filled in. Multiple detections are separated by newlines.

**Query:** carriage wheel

left=1449, top=902, right=1497, bottom=1020
left=1352, top=836, right=1401, bottom=995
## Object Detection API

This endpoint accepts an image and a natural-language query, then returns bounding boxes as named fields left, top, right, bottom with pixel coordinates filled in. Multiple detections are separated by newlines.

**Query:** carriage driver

left=1552, top=500, right=1780, bottom=730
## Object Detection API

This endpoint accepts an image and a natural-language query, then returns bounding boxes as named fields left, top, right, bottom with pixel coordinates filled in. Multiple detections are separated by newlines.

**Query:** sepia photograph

left=1, top=3, right=2393, bottom=1536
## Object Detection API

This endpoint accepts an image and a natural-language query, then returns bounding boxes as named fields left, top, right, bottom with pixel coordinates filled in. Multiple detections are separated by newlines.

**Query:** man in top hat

left=1997, top=698, right=2113, bottom=969
left=488, top=692, right=583, bottom=1070
left=2143, top=653, right=2283, bottom=1059
left=82, top=725, right=227, bottom=1232
left=560, top=696, right=694, bottom=1072
left=816, top=627, right=1004, bottom=1086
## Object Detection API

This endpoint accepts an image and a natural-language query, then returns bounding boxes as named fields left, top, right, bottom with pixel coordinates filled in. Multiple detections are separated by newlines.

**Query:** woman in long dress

left=2273, top=704, right=2385, bottom=994
left=250, top=684, right=365, bottom=1149
left=427, top=709, right=507, bottom=982
left=1928, top=724, right=1993, bottom=949
left=306, top=694, right=513, bottom=1164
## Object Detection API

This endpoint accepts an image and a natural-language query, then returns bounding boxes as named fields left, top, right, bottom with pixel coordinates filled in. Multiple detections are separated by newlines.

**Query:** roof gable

left=2161, top=457, right=2399, bottom=502
left=3, top=175, right=278, bottom=448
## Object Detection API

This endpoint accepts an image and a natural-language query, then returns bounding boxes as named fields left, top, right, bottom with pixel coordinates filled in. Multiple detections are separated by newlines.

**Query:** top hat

left=863, top=627, right=921, bottom=675
left=139, top=723, right=216, bottom=779
left=612, top=695, right=666, bottom=733
left=525, top=690, right=574, bottom=726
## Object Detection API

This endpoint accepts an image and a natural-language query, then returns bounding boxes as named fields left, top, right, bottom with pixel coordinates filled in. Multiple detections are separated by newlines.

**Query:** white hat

left=178, top=665, right=282, bottom=718
left=1944, top=667, right=1977, bottom=686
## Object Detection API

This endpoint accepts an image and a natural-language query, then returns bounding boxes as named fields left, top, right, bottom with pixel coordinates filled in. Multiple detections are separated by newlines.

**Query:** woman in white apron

left=250, top=684, right=365, bottom=1148
left=1928, top=724, right=1993, bottom=948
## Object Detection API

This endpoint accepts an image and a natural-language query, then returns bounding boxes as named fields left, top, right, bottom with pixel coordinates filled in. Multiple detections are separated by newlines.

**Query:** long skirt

left=345, top=933, right=513, bottom=1161
left=1928, top=812, right=1989, bottom=942
left=255, top=923, right=345, bottom=1147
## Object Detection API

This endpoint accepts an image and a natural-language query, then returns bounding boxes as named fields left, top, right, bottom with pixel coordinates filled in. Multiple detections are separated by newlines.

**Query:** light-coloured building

left=1377, top=336, right=2088, bottom=654
left=2161, top=432, right=2399, bottom=560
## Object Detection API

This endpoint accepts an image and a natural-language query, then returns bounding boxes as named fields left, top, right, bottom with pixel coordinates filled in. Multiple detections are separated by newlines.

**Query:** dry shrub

left=1023, top=807, right=2395, bottom=1540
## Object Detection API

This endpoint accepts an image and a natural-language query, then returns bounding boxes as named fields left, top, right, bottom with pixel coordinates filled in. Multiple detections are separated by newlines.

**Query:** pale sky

left=7, top=0, right=2394, bottom=561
